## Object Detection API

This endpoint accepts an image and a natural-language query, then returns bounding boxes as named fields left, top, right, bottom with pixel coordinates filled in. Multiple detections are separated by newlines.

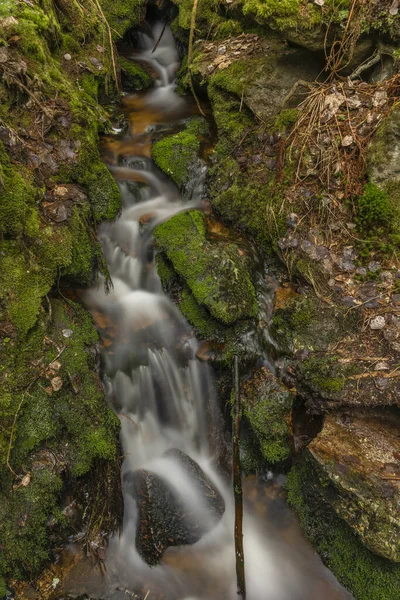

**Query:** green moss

left=242, top=0, right=302, bottom=28
left=0, top=141, right=40, bottom=237
left=0, top=299, right=120, bottom=583
left=241, top=370, right=293, bottom=465
left=271, top=296, right=357, bottom=354
left=274, top=108, right=299, bottom=131
left=300, top=356, right=345, bottom=393
left=0, top=241, right=53, bottom=334
left=179, top=287, right=221, bottom=338
left=357, top=183, right=393, bottom=231
left=0, top=469, right=63, bottom=581
left=207, top=82, right=253, bottom=145
left=100, top=0, right=145, bottom=39
left=286, top=458, right=400, bottom=600
left=173, top=0, right=225, bottom=39
left=81, top=73, right=99, bottom=99
left=119, top=57, right=152, bottom=90
left=155, top=252, right=176, bottom=288
left=152, top=118, right=207, bottom=188
left=154, top=210, right=257, bottom=324
left=356, top=183, right=400, bottom=259
left=67, top=123, right=121, bottom=222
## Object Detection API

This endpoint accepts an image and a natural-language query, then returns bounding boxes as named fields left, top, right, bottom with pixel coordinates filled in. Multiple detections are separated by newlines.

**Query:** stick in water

left=233, top=355, right=246, bottom=598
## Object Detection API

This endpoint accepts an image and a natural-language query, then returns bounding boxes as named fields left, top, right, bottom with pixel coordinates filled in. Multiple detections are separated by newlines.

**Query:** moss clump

left=0, top=141, right=40, bottom=237
left=154, top=210, right=257, bottom=325
left=286, top=458, right=400, bottom=600
left=207, top=75, right=253, bottom=145
left=66, top=123, right=121, bottom=222
left=152, top=118, right=207, bottom=188
left=242, top=0, right=302, bottom=28
left=298, top=355, right=345, bottom=394
left=155, top=253, right=176, bottom=289
left=179, top=287, right=221, bottom=338
left=0, top=241, right=54, bottom=334
left=241, top=368, right=293, bottom=465
left=271, top=296, right=357, bottom=354
left=99, top=0, right=145, bottom=38
left=0, top=470, right=63, bottom=582
left=356, top=183, right=400, bottom=259
left=357, top=183, right=393, bottom=231
left=274, top=108, right=299, bottom=131
left=171, top=0, right=225, bottom=40
left=119, top=57, right=153, bottom=90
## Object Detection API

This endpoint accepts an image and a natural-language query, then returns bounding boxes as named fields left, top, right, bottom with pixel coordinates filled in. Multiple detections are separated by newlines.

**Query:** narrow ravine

left=64, top=21, right=353, bottom=600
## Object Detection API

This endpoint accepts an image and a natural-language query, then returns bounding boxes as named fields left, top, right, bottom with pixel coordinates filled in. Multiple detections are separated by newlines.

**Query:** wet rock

left=307, top=410, right=400, bottom=562
left=241, top=367, right=293, bottom=465
left=154, top=210, right=257, bottom=325
left=125, top=450, right=225, bottom=565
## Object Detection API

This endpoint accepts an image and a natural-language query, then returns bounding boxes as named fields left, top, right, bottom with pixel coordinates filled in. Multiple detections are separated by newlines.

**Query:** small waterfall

left=83, top=22, right=353, bottom=600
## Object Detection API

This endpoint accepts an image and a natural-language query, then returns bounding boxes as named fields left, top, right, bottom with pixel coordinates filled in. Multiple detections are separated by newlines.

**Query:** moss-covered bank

left=0, top=0, right=142, bottom=591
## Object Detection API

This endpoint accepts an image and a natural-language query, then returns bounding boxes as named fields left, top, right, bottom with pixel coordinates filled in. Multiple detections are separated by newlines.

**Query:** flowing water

left=68, top=21, right=353, bottom=600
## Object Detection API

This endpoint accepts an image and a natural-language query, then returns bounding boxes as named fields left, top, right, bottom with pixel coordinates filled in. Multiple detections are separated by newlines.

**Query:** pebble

left=370, top=316, right=386, bottom=330
left=375, top=378, right=389, bottom=390
left=341, top=296, right=358, bottom=307
left=384, top=328, right=398, bottom=342
left=286, top=213, right=299, bottom=229
left=63, top=53, right=71, bottom=61
left=375, top=362, right=389, bottom=371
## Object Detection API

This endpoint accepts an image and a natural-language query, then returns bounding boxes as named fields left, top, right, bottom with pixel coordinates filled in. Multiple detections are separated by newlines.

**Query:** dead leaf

left=342, top=135, right=354, bottom=147
left=21, top=473, right=31, bottom=487
left=51, top=376, right=63, bottom=392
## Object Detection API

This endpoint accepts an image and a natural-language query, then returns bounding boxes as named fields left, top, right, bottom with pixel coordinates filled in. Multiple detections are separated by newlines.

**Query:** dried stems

left=288, top=75, right=400, bottom=197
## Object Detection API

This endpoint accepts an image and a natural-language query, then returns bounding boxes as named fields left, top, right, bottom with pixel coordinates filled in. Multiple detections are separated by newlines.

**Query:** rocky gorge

left=1, top=1, right=400, bottom=599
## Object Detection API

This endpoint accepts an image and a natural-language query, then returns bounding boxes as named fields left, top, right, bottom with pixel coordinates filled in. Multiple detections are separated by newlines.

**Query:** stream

left=57, top=21, right=353, bottom=600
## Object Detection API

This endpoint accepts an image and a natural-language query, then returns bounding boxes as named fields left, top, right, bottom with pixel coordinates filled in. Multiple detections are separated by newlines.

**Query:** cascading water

left=81, top=21, right=353, bottom=600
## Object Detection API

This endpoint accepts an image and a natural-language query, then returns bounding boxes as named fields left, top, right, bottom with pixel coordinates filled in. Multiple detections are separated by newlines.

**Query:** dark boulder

left=124, top=450, right=225, bottom=566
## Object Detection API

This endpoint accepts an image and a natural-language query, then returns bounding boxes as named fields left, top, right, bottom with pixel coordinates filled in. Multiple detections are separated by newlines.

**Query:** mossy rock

left=241, top=367, right=293, bottom=465
left=286, top=452, right=400, bottom=600
left=152, top=117, right=208, bottom=190
left=99, top=0, right=147, bottom=39
left=306, top=410, right=400, bottom=563
left=154, top=210, right=258, bottom=325
left=119, top=57, right=153, bottom=91
left=271, top=295, right=358, bottom=354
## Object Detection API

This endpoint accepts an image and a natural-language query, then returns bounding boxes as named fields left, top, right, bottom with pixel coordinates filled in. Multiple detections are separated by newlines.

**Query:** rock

left=88, top=56, right=103, bottom=70
left=241, top=367, right=293, bottom=465
left=307, top=411, right=400, bottom=562
left=124, top=450, right=225, bottom=565
left=286, top=213, right=299, bottom=229
left=370, top=316, right=386, bottom=330
left=154, top=211, right=257, bottom=325
left=368, top=108, right=400, bottom=186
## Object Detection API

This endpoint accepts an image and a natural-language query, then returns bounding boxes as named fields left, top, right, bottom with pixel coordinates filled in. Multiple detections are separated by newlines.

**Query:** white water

left=84, top=22, right=352, bottom=600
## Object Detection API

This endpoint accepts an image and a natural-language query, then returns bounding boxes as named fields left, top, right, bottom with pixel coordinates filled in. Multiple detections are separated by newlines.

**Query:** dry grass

left=288, top=75, right=400, bottom=197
